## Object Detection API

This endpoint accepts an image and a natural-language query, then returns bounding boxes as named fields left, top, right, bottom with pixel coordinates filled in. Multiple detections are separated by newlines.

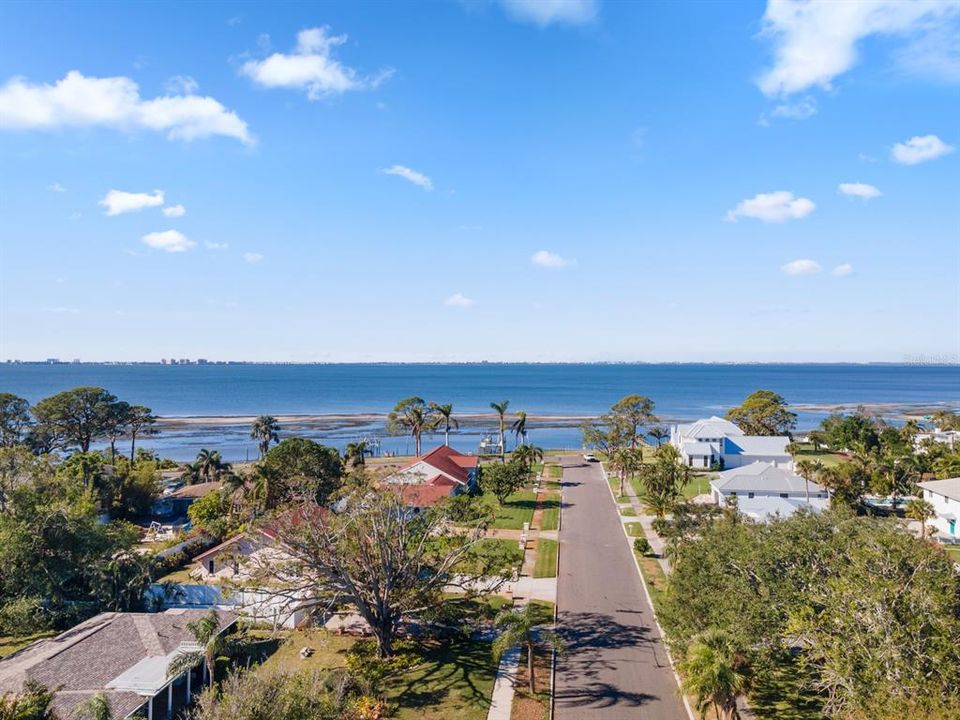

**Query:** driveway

left=554, top=456, right=688, bottom=720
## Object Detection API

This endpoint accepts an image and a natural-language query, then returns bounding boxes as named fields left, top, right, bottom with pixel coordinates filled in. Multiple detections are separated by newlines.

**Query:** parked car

left=582, top=453, right=598, bottom=462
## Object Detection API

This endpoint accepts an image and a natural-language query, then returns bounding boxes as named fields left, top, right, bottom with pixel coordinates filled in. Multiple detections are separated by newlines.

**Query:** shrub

left=633, top=537, right=652, bottom=556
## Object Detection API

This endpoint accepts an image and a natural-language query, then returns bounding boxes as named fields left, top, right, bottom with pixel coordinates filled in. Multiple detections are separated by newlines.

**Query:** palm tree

left=905, top=498, right=935, bottom=539
left=250, top=415, right=281, bottom=459
left=512, top=444, right=544, bottom=475
left=429, top=403, right=459, bottom=446
left=345, top=441, right=368, bottom=469
left=490, top=400, right=510, bottom=461
left=794, top=459, right=823, bottom=505
left=648, top=426, right=669, bottom=448
left=190, top=449, right=230, bottom=484
left=492, top=605, right=564, bottom=694
left=641, top=487, right=678, bottom=520
left=77, top=692, right=111, bottom=720
left=511, top=411, right=528, bottom=447
left=387, top=397, right=436, bottom=456
left=679, top=629, right=749, bottom=720
left=167, top=609, right=230, bottom=686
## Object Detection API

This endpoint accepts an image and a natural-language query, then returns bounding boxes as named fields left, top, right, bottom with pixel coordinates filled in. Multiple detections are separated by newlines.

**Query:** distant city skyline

left=1, top=0, right=958, bottom=362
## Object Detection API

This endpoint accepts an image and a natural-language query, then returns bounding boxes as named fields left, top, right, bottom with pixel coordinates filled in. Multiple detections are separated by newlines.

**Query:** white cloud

left=380, top=165, right=433, bottom=190
left=141, top=230, right=195, bottom=253
left=47, top=182, right=66, bottom=192
left=498, top=0, right=598, bottom=26
left=444, top=292, right=476, bottom=307
left=243, top=252, right=264, bottom=263
left=725, top=191, right=815, bottom=223
left=0, top=71, right=253, bottom=144
left=164, top=75, right=199, bottom=95
left=757, top=0, right=960, bottom=97
left=832, top=263, right=854, bottom=277
left=241, top=27, right=391, bottom=100
left=781, top=259, right=822, bottom=276
left=771, top=96, right=817, bottom=119
left=890, top=134, right=955, bottom=164
left=205, top=241, right=229, bottom=250
left=100, top=189, right=165, bottom=216
left=531, top=250, right=574, bottom=268
left=838, top=182, right=882, bottom=199
left=162, top=204, right=186, bottom=217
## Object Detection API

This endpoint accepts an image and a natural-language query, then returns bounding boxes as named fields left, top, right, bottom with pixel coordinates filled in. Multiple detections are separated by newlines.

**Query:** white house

left=710, top=461, right=829, bottom=522
left=670, top=416, right=792, bottom=470
left=914, top=428, right=960, bottom=452
left=917, top=477, right=960, bottom=539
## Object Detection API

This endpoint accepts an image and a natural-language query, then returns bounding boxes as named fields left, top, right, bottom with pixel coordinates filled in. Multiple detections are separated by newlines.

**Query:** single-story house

left=382, top=445, right=479, bottom=509
left=710, top=461, right=828, bottom=522
left=670, top=416, right=792, bottom=469
left=918, top=477, right=960, bottom=539
left=0, top=609, right=236, bottom=720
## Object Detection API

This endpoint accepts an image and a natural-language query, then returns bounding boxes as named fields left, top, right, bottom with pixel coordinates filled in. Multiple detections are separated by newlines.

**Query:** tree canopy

left=725, top=390, right=796, bottom=436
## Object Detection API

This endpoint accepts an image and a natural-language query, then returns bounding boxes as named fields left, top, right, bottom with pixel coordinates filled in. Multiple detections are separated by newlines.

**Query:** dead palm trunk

left=527, top=641, right=535, bottom=693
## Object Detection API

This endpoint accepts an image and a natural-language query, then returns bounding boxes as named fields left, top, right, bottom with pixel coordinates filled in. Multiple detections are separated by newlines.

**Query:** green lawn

left=620, top=505, right=637, bottom=517
left=254, top=630, right=497, bottom=720
left=386, top=639, right=497, bottom=720
left=681, top=473, right=712, bottom=499
left=624, top=522, right=645, bottom=537
left=0, top=631, right=55, bottom=659
left=547, top=464, right=563, bottom=479
left=789, top=443, right=847, bottom=468
left=943, top=545, right=960, bottom=564
left=155, top=565, right=197, bottom=584
left=533, top=539, right=558, bottom=578
left=490, top=491, right=537, bottom=529
left=635, top=553, right=668, bottom=613
left=749, top=654, right=824, bottom=720
left=539, top=494, right=560, bottom=531
left=460, top=538, right=524, bottom=575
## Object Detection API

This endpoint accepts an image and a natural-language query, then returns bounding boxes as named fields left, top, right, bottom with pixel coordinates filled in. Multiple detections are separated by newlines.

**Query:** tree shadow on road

left=554, top=610, right=670, bottom=711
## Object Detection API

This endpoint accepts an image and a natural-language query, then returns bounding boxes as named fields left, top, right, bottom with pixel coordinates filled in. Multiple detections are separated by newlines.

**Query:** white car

left=582, top=453, right=598, bottom=462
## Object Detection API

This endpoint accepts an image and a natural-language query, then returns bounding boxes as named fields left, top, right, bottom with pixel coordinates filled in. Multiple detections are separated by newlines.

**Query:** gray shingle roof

left=0, top=609, right=236, bottom=719
left=712, top=461, right=825, bottom=494
left=919, top=477, right=960, bottom=503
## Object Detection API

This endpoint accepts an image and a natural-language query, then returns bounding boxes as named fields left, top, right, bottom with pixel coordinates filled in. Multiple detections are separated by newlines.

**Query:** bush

left=0, top=597, right=52, bottom=636
left=651, top=518, right=669, bottom=537
left=633, top=537, right=652, bottom=556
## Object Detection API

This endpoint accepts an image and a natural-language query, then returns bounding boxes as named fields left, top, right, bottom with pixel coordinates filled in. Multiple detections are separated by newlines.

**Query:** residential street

left=554, top=456, right=688, bottom=720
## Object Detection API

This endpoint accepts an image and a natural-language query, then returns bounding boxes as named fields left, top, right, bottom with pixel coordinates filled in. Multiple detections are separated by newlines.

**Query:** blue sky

left=0, top=0, right=958, bottom=363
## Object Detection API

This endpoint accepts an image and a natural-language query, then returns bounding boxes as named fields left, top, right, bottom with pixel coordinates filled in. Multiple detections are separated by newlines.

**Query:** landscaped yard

left=532, top=539, right=558, bottom=578
left=491, top=491, right=538, bottom=530
left=253, top=629, right=498, bottom=720
left=942, top=544, right=960, bottom=564
left=620, top=505, right=637, bottom=517
left=634, top=552, right=668, bottom=612
left=624, top=522, right=645, bottom=537
left=789, top=442, right=847, bottom=468
left=538, top=495, right=560, bottom=531
left=681, top=473, right=712, bottom=498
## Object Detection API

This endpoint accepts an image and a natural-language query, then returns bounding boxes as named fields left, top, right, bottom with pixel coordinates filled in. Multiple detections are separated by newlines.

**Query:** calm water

left=2, top=363, right=957, bottom=461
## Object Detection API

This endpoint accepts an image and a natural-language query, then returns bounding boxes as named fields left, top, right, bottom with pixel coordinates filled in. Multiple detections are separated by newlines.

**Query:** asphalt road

left=554, top=456, right=688, bottom=720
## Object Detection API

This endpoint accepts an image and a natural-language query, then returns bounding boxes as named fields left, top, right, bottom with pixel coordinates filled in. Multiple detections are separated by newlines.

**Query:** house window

left=780, top=493, right=788, bottom=498
left=729, top=491, right=737, bottom=497
left=208, top=560, right=215, bottom=574
left=748, top=492, right=755, bottom=499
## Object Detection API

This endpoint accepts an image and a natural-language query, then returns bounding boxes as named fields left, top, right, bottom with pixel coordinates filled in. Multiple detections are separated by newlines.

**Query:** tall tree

left=191, top=449, right=231, bottom=484
left=249, top=489, right=500, bottom=658
left=32, top=387, right=120, bottom=452
left=610, top=395, right=658, bottom=449
left=250, top=416, right=281, bottom=459
left=103, top=401, right=132, bottom=466
left=429, top=402, right=459, bottom=447
left=511, top=443, right=543, bottom=475
left=492, top=604, right=564, bottom=694
left=259, top=438, right=343, bottom=506
left=386, top=397, right=435, bottom=456
left=0, top=393, right=31, bottom=447
left=608, top=446, right=643, bottom=499
left=490, top=400, right=510, bottom=461
left=125, top=405, right=158, bottom=463
left=725, top=390, right=797, bottom=437
left=511, top=410, right=528, bottom=447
